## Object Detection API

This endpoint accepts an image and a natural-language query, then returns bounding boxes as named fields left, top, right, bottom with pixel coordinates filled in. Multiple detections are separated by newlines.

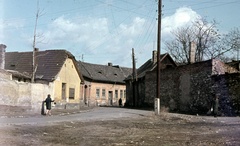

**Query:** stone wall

left=144, top=59, right=240, bottom=115
left=212, top=73, right=240, bottom=116
left=145, top=60, right=213, bottom=114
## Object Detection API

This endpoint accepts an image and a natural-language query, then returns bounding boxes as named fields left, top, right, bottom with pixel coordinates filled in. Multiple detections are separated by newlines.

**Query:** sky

left=1, top=0, right=240, bottom=68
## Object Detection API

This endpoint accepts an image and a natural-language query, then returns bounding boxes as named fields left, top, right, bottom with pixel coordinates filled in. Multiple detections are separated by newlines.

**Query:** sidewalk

left=0, top=105, right=94, bottom=118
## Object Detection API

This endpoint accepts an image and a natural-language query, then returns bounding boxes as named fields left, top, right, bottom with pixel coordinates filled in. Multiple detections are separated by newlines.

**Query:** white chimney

left=189, top=42, right=196, bottom=64
left=0, top=44, right=7, bottom=69
left=152, top=50, right=157, bottom=64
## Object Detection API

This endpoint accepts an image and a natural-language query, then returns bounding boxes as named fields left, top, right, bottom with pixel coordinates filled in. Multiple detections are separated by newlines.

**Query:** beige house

left=78, top=62, right=132, bottom=106
left=5, top=50, right=84, bottom=106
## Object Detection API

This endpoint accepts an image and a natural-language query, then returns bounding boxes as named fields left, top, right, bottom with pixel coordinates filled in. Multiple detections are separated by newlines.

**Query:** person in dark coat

left=45, top=94, right=54, bottom=116
left=119, top=98, right=122, bottom=107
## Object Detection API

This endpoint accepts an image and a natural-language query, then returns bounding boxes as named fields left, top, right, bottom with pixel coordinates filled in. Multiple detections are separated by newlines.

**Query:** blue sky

left=1, top=0, right=240, bottom=67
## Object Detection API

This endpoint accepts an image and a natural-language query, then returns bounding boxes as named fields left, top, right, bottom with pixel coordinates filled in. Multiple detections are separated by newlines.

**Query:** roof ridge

left=78, top=61, right=93, bottom=79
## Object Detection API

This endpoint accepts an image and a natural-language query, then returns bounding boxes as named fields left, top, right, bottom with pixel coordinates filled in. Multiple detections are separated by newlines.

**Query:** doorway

left=108, top=91, right=113, bottom=106
left=62, top=83, right=66, bottom=100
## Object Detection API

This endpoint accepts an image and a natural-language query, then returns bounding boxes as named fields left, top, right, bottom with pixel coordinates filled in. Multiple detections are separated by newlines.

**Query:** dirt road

left=0, top=107, right=152, bottom=125
left=0, top=106, right=240, bottom=146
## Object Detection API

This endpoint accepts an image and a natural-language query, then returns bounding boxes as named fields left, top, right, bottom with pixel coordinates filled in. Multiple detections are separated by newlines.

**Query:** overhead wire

left=2, top=0, right=240, bottom=64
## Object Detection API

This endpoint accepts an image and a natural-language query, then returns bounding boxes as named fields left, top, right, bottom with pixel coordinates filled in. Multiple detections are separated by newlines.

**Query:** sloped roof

left=126, top=53, right=177, bottom=80
left=226, top=60, right=240, bottom=71
left=78, top=61, right=132, bottom=84
left=5, top=50, right=83, bottom=82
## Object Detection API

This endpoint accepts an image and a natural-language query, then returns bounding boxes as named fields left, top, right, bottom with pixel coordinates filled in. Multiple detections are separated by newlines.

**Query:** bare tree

left=165, top=26, right=193, bottom=64
left=192, top=18, right=220, bottom=61
left=32, top=0, right=45, bottom=82
left=164, top=18, right=222, bottom=64
left=219, top=27, right=240, bottom=61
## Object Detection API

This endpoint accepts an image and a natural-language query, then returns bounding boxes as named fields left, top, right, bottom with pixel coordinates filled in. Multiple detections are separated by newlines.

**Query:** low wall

left=0, top=77, right=53, bottom=112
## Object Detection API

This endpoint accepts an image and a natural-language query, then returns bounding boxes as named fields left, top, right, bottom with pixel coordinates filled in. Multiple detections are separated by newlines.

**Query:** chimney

left=108, top=62, right=112, bottom=66
left=0, top=44, right=7, bottom=69
left=152, top=50, right=157, bottom=63
left=189, top=42, right=196, bottom=64
left=34, top=48, right=39, bottom=51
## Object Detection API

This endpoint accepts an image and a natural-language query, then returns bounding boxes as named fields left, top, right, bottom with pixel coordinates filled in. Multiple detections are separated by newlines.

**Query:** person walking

left=119, top=98, right=122, bottom=107
left=45, top=94, right=54, bottom=116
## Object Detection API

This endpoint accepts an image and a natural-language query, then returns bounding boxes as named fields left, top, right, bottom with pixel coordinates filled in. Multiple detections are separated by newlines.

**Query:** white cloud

left=40, top=16, right=109, bottom=50
left=120, top=17, right=146, bottom=37
left=1, top=18, right=26, bottom=45
left=28, top=15, right=148, bottom=67
left=162, top=7, right=200, bottom=39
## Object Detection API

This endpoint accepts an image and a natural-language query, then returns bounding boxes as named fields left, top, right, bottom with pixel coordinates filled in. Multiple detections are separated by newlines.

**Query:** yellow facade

left=53, top=58, right=82, bottom=103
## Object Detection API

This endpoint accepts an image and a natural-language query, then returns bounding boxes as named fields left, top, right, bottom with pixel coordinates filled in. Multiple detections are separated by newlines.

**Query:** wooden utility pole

left=132, top=48, right=137, bottom=107
left=156, top=0, right=162, bottom=115
left=132, top=48, right=137, bottom=81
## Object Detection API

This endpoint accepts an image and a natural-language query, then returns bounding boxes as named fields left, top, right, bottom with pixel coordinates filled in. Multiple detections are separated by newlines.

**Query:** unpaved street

left=0, top=107, right=240, bottom=146
left=0, top=107, right=152, bottom=125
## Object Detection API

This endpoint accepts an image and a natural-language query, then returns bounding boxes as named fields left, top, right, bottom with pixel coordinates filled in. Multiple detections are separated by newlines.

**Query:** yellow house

left=5, top=50, right=84, bottom=106
left=78, top=62, right=132, bottom=106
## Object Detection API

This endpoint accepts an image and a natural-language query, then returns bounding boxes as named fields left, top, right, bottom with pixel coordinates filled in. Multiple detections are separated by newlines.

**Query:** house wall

left=125, top=79, right=146, bottom=107
left=86, top=82, right=126, bottom=106
left=125, top=80, right=132, bottom=106
left=53, top=58, right=82, bottom=104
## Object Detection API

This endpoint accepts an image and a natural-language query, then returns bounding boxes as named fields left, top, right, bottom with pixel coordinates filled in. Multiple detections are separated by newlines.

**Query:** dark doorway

left=108, top=91, right=113, bottom=106
left=62, top=83, right=66, bottom=100
left=84, top=85, right=88, bottom=104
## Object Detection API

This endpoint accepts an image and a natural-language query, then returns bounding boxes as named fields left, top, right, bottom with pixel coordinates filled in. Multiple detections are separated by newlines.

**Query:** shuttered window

left=69, top=88, right=75, bottom=99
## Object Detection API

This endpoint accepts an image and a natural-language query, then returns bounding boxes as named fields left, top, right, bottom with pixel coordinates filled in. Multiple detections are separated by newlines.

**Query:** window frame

left=69, top=88, right=75, bottom=99
left=96, top=88, right=100, bottom=98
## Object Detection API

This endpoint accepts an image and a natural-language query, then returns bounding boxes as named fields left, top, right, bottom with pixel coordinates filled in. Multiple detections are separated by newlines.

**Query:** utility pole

left=132, top=48, right=137, bottom=107
left=82, top=54, right=84, bottom=62
left=132, top=48, right=137, bottom=81
left=155, top=0, right=162, bottom=115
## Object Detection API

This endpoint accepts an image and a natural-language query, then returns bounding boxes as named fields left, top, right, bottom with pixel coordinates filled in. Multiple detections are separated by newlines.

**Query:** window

left=120, top=90, right=123, bottom=99
left=69, top=88, right=75, bottom=99
left=96, top=89, right=100, bottom=98
left=124, top=90, right=126, bottom=98
left=102, top=89, right=106, bottom=98
left=115, top=90, right=118, bottom=99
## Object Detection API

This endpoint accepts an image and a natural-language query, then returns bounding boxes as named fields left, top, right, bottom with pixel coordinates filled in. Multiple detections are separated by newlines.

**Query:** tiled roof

left=78, top=61, right=132, bottom=84
left=5, top=50, right=83, bottom=82
left=126, top=53, right=177, bottom=80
